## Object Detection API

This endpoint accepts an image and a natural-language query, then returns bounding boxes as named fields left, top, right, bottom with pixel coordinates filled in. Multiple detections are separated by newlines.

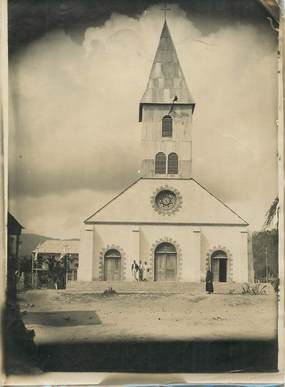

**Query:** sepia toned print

left=5, top=0, right=281, bottom=376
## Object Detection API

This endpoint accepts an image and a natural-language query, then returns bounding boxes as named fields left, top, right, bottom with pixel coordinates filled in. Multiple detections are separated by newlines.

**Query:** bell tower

left=139, top=21, right=195, bottom=179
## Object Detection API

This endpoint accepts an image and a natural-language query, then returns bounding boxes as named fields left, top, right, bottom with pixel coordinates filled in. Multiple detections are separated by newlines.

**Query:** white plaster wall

left=93, top=224, right=139, bottom=280
left=92, top=224, right=201, bottom=281
left=200, top=226, right=249, bottom=282
left=88, top=223, right=249, bottom=283
left=91, top=179, right=248, bottom=226
left=140, top=224, right=201, bottom=281
left=78, top=225, right=94, bottom=281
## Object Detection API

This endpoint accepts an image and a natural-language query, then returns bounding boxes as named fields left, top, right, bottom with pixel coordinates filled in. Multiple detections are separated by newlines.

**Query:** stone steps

left=66, top=280, right=247, bottom=294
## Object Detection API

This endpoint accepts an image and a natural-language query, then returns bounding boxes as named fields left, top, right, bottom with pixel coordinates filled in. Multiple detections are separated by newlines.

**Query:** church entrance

left=104, top=249, right=121, bottom=281
left=154, top=242, right=177, bottom=281
left=211, top=250, right=227, bottom=282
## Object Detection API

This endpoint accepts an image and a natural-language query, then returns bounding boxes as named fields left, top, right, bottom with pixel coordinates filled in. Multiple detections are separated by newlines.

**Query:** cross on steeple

left=160, top=3, right=171, bottom=21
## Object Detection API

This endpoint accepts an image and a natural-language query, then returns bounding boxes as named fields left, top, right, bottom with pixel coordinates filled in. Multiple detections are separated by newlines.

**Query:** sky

left=8, top=0, right=278, bottom=238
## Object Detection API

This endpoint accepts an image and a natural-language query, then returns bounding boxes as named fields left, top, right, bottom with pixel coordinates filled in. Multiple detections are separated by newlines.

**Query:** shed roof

left=34, top=239, right=79, bottom=254
left=139, top=21, right=195, bottom=121
left=8, top=212, right=24, bottom=235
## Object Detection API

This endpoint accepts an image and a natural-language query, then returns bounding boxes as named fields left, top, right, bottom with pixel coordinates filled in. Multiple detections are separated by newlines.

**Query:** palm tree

left=263, top=197, right=279, bottom=290
left=264, top=196, right=279, bottom=229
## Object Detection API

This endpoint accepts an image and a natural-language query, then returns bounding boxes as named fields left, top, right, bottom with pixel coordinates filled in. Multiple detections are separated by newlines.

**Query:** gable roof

left=85, top=178, right=248, bottom=226
left=139, top=21, right=195, bottom=121
left=34, top=239, right=80, bottom=254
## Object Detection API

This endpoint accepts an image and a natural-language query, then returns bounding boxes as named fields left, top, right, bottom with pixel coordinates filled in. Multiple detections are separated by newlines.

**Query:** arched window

left=162, top=115, right=173, bottom=137
left=168, top=152, right=178, bottom=174
left=155, top=242, right=176, bottom=254
left=155, top=152, right=166, bottom=174
left=105, top=249, right=121, bottom=259
left=211, top=250, right=227, bottom=260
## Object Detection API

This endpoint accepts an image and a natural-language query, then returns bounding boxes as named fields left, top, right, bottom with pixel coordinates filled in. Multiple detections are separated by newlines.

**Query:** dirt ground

left=18, top=288, right=277, bottom=344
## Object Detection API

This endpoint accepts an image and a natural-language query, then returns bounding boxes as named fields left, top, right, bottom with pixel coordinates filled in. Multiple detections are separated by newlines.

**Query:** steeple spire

left=139, top=21, right=195, bottom=121
left=160, top=3, right=171, bottom=21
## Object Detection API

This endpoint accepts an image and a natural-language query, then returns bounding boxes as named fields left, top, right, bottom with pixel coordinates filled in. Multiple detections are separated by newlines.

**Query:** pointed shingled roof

left=139, top=21, right=195, bottom=121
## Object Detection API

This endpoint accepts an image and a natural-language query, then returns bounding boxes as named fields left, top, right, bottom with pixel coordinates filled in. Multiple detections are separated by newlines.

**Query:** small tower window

left=162, top=115, right=173, bottom=137
left=155, top=152, right=166, bottom=174
left=168, top=153, right=178, bottom=174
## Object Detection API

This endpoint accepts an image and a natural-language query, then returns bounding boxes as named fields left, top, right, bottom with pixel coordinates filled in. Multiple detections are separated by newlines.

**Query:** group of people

left=131, top=260, right=150, bottom=282
left=131, top=261, right=214, bottom=293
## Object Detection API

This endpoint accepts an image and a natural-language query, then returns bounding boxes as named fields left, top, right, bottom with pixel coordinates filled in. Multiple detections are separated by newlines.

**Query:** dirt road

left=19, top=289, right=277, bottom=344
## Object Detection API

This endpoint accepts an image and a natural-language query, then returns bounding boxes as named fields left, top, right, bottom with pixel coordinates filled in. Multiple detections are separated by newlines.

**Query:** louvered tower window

left=155, top=152, right=166, bottom=174
left=162, top=115, right=173, bottom=137
left=168, top=152, right=178, bottom=174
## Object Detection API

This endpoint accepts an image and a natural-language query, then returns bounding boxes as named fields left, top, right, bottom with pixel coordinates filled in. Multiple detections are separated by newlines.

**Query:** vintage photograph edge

left=1, top=0, right=285, bottom=384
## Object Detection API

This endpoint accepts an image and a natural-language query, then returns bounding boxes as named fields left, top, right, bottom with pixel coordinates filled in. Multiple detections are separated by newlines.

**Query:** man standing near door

left=206, top=269, right=214, bottom=294
left=131, top=260, right=139, bottom=282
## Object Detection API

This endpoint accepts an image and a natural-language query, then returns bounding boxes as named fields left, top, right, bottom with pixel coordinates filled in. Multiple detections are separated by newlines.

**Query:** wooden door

left=165, top=253, right=177, bottom=280
left=155, top=253, right=177, bottom=281
left=104, top=257, right=121, bottom=280
left=155, top=253, right=166, bottom=281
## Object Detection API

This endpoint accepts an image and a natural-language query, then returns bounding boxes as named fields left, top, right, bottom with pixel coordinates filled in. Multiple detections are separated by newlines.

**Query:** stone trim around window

left=151, top=185, right=183, bottom=216
left=149, top=237, right=182, bottom=281
left=205, top=245, right=233, bottom=282
left=98, top=244, right=127, bottom=281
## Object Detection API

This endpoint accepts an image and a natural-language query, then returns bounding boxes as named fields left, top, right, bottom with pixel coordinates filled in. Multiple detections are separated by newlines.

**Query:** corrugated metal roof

left=34, top=239, right=79, bottom=254
left=139, top=21, right=195, bottom=120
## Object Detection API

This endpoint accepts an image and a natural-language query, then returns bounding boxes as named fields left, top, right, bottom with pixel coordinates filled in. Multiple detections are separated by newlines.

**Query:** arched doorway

left=154, top=242, right=177, bottom=281
left=104, top=249, right=121, bottom=280
left=211, top=250, right=228, bottom=282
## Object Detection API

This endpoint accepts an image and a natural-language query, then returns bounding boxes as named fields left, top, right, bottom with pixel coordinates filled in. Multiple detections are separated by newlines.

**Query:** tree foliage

left=264, top=196, right=279, bottom=229
left=252, top=229, right=278, bottom=281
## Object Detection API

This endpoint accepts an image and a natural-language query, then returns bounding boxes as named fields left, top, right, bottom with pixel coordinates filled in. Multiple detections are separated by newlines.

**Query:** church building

left=78, top=21, right=251, bottom=283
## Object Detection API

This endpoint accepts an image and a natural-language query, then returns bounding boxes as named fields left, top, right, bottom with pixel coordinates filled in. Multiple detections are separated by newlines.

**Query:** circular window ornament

left=156, top=190, right=177, bottom=210
left=151, top=186, right=182, bottom=215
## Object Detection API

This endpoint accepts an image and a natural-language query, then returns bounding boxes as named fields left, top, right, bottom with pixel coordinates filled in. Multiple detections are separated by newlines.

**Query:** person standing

left=147, top=263, right=152, bottom=280
left=50, top=261, right=58, bottom=290
left=143, top=261, right=148, bottom=281
left=54, top=262, right=61, bottom=290
left=206, top=269, right=214, bottom=294
left=55, top=261, right=66, bottom=289
left=131, top=260, right=137, bottom=280
left=139, top=261, right=143, bottom=281
left=135, top=261, right=140, bottom=283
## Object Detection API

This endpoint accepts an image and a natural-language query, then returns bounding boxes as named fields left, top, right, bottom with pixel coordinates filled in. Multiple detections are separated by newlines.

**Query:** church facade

left=78, top=22, right=251, bottom=283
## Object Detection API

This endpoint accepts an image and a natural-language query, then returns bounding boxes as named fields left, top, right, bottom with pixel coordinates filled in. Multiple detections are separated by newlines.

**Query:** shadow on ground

left=34, top=339, right=278, bottom=373
left=4, top=301, right=40, bottom=375
left=22, top=310, right=101, bottom=327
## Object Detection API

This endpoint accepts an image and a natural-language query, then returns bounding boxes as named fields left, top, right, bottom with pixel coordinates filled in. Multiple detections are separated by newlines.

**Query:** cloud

left=9, top=189, right=116, bottom=239
left=9, top=4, right=278, bottom=236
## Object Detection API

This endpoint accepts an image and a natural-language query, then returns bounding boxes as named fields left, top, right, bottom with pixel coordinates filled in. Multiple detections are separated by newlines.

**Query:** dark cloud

left=8, top=1, right=278, bottom=236
left=9, top=149, right=140, bottom=198
left=9, top=0, right=272, bottom=54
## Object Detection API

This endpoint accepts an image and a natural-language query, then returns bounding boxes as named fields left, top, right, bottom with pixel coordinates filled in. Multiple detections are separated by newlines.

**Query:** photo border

left=1, top=0, right=284, bottom=384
